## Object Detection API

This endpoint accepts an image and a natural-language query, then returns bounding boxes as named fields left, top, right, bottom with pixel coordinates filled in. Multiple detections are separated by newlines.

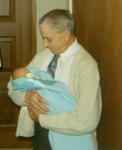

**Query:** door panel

left=73, top=0, right=122, bottom=149
left=0, top=0, right=36, bottom=148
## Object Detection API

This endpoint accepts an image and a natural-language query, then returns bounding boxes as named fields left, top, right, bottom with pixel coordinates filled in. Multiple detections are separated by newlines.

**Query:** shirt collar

left=59, top=38, right=80, bottom=63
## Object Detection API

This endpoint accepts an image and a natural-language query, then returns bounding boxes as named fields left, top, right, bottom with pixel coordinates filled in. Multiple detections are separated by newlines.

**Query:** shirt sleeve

left=7, top=77, right=26, bottom=106
left=38, top=62, right=102, bottom=135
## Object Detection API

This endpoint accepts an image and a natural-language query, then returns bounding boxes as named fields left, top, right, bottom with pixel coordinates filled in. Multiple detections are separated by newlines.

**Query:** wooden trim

left=0, top=0, right=15, bottom=22
left=32, top=0, right=37, bottom=57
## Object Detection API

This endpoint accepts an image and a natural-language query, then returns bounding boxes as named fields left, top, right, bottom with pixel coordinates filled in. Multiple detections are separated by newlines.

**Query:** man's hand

left=25, top=90, right=50, bottom=121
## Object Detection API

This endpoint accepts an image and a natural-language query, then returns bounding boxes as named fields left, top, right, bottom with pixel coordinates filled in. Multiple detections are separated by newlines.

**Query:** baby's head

left=12, top=68, right=29, bottom=80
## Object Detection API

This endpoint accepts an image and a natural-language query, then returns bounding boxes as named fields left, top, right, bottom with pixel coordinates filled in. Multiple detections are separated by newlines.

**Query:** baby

left=12, top=67, right=94, bottom=150
left=12, top=67, right=46, bottom=81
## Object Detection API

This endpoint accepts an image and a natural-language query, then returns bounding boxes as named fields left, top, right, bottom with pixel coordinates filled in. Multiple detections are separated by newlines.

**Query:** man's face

left=40, top=23, right=68, bottom=54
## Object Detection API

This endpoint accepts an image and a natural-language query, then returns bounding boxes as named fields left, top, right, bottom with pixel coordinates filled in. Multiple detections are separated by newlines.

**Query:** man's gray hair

left=39, top=9, right=75, bottom=35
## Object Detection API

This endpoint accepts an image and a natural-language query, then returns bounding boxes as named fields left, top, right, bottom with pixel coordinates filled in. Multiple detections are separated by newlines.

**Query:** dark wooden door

left=0, top=0, right=36, bottom=148
left=73, top=0, right=122, bottom=150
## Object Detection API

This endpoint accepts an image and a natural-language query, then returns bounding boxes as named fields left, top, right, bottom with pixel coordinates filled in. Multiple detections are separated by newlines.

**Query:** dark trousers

left=33, top=122, right=52, bottom=150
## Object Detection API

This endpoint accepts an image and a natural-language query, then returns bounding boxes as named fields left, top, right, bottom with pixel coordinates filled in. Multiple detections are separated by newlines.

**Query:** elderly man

left=8, top=9, right=102, bottom=150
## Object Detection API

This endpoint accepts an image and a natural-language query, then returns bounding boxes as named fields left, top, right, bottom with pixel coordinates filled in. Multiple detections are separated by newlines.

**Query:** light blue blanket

left=12, top=67, right=96, bottom=150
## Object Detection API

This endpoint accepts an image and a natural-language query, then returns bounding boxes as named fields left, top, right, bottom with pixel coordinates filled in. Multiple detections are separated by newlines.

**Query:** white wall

left=36, top=0, right=70, bottom=52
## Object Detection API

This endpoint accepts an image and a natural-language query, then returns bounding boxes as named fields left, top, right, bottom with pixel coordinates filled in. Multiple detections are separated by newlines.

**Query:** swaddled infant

left=12, top=67, right=94, bottom=150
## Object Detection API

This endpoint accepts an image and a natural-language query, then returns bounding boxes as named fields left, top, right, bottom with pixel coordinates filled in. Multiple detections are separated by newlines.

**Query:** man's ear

left=62, top=28, right=71, bottom=41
